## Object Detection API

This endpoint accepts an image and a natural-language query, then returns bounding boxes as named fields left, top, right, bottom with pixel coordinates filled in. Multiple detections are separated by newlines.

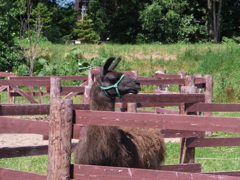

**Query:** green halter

left=98, top=74, right=125, bottom=98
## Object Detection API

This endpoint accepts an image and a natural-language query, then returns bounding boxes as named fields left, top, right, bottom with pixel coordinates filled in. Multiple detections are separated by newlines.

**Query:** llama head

left=97, top=57, right=141, bottom=98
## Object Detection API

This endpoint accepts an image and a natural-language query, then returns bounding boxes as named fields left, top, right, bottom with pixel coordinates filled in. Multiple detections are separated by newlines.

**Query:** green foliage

left=45, top=2, right=77, bottom=43
left=89, top=0, right=146, bottom=43
left=139, top=0, right=205, bottom=43
left=30, top=2, right=53, bottom=30
left=72, top=15, right=98, bottom=43
left=0, top=0, right=26, bottom=72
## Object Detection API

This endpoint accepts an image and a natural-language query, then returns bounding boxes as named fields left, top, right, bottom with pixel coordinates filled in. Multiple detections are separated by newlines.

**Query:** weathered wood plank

left=161, top=129, right=205, bottom=138
left=0, top=117, right=49, bottom=135
left=204, top=171, right=240, bottom=177
left=0, top=104, right=89, bottom=115
left=0, top=143, right=78, bottom=158
left=186, top=103, right=240, bottom=112
left=116, top=102, right=181, bottom=108
left=11, top=86, right=38, bottom=103
left=0, top=104, right=50, bottom=115
left=154, top=74, right=182, bottom=79
left=195, top=77, right=206, bottom=84
left=155, top=107, right=179, bottom=114
left=0, top=86, right=8, bottom=92
left=118, top=93, right=205, bottom=103
left=186, top=137, right=240, bottom=147
left=75, top=110, right=240, bottom=133
left=61, top=86, right=85, bottom=93
left=139, top=79, right=185, bottom=85
left=0, top=145, right=48, bottom=158
left=0, top=79, right=50, bottom=86
left=160, top=163, right=201, bottom=172
left=9, top=75, right=88, bottom=81
left=71, top=164, right=238, bottom=180
left=0, top=167, right=46, bottom=180
left=0, top=72, right=15, bottom=77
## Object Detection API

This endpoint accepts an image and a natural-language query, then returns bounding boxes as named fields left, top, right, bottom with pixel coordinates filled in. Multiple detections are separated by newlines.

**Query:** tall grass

left=12, top=42, right=240, bottom=102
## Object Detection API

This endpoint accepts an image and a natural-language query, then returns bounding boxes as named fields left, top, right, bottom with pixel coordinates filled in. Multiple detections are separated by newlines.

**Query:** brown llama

left=74, top=57, right=166, bottom=169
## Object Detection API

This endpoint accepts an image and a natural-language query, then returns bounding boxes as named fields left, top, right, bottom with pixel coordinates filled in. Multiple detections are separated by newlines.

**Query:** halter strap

left=98, top=74, right=125, bottom=98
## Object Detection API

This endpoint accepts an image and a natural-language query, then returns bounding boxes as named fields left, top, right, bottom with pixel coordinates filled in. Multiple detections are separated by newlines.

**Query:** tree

left=206, top=0, right=222, bottom=43
left=72, top=15, right=98, bottom=43
left=0, top=0, right=26, bottom=72
left=220, top=0, right=240, bottom=41
left=45, top=2, right=77, bottom=43
left=139, top=0, right=205, bottom=43
left=20, top=0, right=52, bottom=76
left=88, top=0, right=148, bottom=43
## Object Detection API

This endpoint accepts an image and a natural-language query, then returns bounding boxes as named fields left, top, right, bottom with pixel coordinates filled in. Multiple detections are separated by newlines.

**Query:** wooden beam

left=0, top=104, right=50, bottom=115
left=0, top=117, right=49, bottom=135
left=154, top=74, right=182, bottom=79
left=186, top=103, right=240, bottom=112
left=71, top=164, right=238, bottom=180
left=0, top=104, right=89, bottom=115
left=186, top=137, right=240, bottom=147
left=204, top=171, right=240, bottom=177
left=0, top=79, right=50, bottom=86
left=118, top=93, right=205, bottom=103
left=0, top=145, right=48, bottom=158
left=155, top=107, right=179, bottom=114
left=11, top=86, right=38, bottom=103
left=75, top=110, right=240, bottom=133
left=139, top=79, right=185, bottom=85
left=9, top=75, right=88, bottom=81
left=0, top=168, right=46, bottom=180
left=161, top=129, right=205, bottom=138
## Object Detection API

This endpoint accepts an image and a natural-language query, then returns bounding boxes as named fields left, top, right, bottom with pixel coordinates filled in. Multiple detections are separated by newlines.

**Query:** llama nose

left=135, top=80, right=141, bottom=90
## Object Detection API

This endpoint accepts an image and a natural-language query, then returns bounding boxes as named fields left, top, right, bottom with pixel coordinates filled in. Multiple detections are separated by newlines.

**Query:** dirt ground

left=0, top=134, right=49, bottom=147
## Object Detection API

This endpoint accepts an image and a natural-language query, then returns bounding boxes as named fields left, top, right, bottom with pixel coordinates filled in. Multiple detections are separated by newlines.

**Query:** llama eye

left=109, top=77, right=118, bottom=83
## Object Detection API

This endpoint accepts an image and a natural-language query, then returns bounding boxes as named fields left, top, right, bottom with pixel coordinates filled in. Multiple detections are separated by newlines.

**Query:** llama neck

left=90, top=82, right=116, bottom=111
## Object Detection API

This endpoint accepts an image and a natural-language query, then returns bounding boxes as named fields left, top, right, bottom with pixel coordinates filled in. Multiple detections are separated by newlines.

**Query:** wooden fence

left=0, top=70, right=240, bottom=179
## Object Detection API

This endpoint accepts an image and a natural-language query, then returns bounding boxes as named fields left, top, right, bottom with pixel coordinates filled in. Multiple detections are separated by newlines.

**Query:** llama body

left=74, top=57, right=166, bottom=169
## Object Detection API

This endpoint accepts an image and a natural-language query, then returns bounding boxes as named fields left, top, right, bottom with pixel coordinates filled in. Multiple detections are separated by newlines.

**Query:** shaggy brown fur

left=74, top=57, right=166, bottom=169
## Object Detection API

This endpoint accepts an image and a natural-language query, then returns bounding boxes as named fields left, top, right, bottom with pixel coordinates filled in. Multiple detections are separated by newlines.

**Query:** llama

left=74, top=57, right=166, bottom=169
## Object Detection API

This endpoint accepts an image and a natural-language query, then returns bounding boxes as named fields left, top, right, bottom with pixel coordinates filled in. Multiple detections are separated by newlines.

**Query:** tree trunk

left=207, top=0, right=222, bottom=43
left=216, top=0, right=222, bottom=42
left=207, top=0, right=214, bottom=41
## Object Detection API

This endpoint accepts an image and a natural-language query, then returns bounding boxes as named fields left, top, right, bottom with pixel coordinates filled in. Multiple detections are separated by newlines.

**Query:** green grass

left=0, top=156, right=48, bottom=175
left=164, top=143, right=240, bottom=172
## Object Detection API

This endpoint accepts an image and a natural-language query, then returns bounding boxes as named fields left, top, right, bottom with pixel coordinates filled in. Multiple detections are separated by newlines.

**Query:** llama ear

left=103, top=57, right=116, bottom=74
left=108, top=57, right=121, bottom=71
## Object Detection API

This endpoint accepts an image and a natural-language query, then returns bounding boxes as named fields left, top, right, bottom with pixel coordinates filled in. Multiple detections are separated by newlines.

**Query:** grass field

left=1, top=43, right=240, bottom=175
left=28, top=42, right=240, bottom=103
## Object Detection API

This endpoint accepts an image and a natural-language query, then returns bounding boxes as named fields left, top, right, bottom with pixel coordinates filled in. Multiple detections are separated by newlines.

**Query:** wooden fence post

left=204, top=75, right=213, bottom=116
left=127, top=103, right=137, bottom=113
left=179, top=75, right=197, bottom=164
left=84, top=67, right=102, bottom=104
left=47, top=77, right=73, bottom=180
left=204, top=75, right=213, bottom=136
